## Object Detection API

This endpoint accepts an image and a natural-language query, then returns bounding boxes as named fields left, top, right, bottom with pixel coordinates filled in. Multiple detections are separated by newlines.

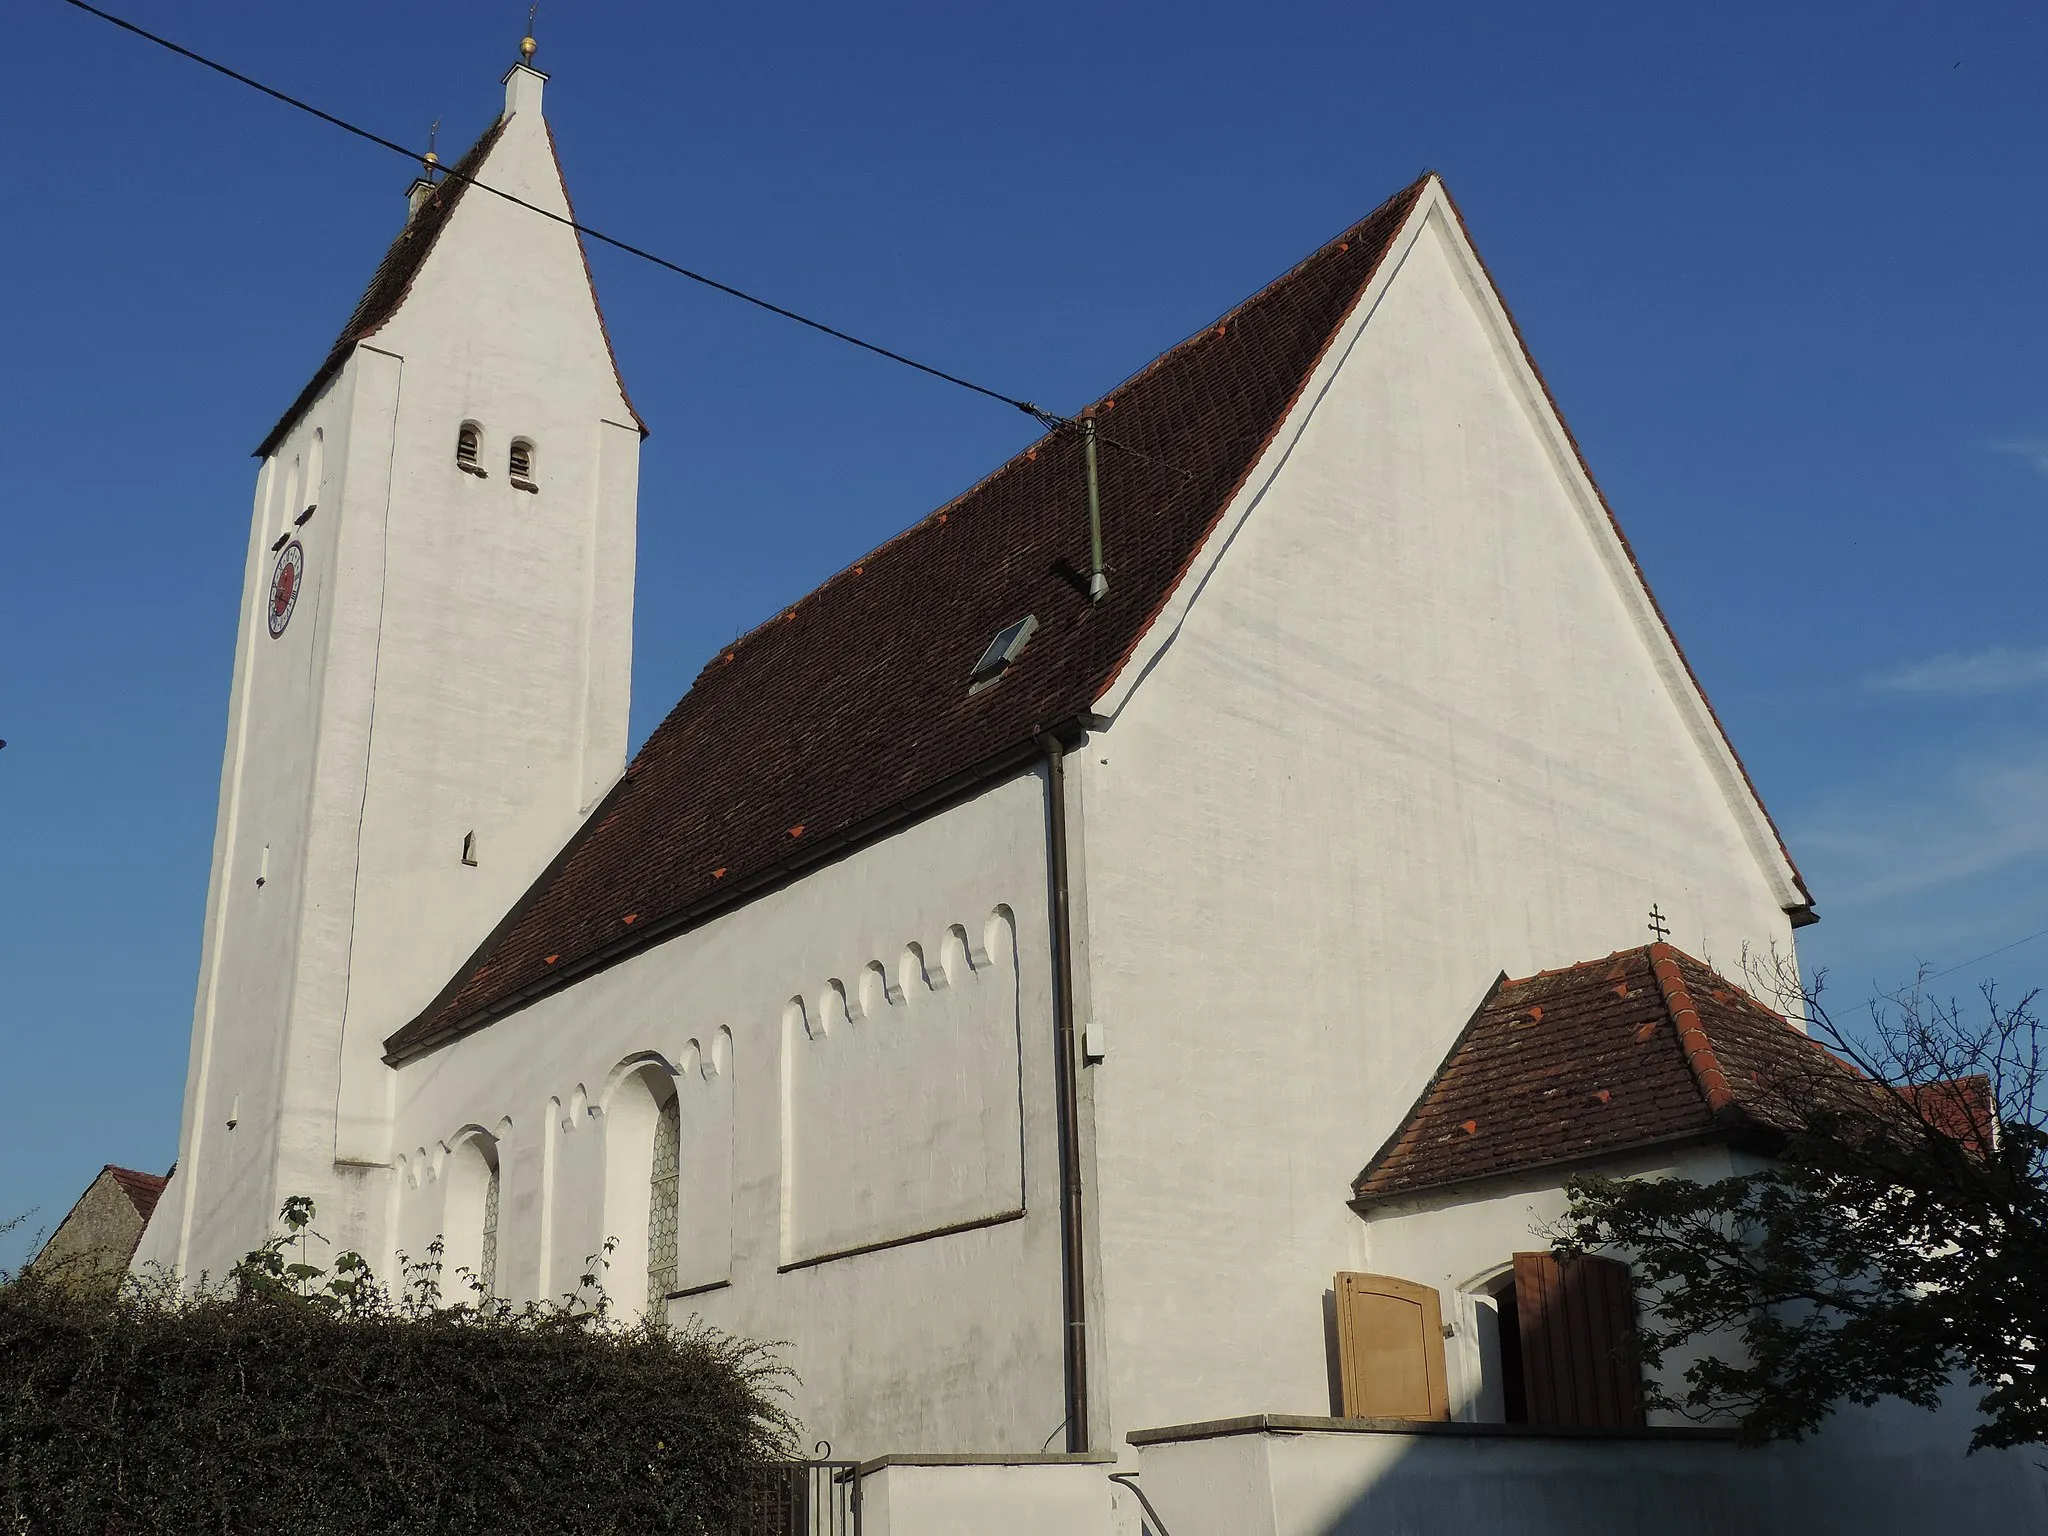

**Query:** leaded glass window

left=479, top=1160, right=500, bottom=1297
left=647, top=1094, right=681, bottom=1304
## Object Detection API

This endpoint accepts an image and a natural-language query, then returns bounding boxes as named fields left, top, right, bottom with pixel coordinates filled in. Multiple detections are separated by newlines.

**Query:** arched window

left=508, top=438, right=537, bottom=489
left=600, top=1059, right=679, bottom=1318
left=456, top=422, right=483, bottom=473
left=441, top=1131, right=500, bottom=1299
left=647, top=1093, right=681, bottom=1304
left=480, top=1155, right=501, bottom=1297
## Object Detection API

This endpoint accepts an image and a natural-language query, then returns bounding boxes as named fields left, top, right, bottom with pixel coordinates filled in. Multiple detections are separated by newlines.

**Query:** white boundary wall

left=1127, top=1412, right=2048, bottom=1536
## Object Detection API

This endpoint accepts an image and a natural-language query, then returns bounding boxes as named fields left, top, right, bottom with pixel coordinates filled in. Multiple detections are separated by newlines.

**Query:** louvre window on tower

left=456, top=422, right=486, bottom=476
left=509, top=438, right=538, bottom=492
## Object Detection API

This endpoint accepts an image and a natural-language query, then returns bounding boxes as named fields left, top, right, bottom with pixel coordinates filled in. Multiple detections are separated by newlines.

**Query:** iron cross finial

left=1648, top=904, right=1671, bottom=942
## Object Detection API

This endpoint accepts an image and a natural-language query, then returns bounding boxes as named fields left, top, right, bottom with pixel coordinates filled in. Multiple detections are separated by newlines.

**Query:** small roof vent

left=970, top=614, right=1038, bottom=693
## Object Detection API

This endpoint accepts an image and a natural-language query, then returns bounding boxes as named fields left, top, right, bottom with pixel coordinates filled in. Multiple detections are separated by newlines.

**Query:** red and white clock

left=268, top=540, right=304, bottom=638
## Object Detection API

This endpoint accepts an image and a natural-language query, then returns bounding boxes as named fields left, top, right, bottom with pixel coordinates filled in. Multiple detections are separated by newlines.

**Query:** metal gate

left=727, top=1445, right=860, bottom=1536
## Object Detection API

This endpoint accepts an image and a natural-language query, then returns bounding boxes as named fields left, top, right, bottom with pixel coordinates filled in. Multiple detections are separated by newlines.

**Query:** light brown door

left=1334, top=1271, right=1451, bottom=1421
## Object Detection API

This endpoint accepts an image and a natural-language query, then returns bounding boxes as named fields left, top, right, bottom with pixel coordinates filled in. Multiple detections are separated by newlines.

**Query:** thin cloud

left=1797, top=752, right=2048, bottom=904
left=1866, top=645, right=2048, bottom=695
left=1989, top=438, right=2048, bottom=476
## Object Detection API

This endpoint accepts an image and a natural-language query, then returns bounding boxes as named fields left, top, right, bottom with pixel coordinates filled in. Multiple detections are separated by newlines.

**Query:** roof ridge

left=1503, top=943, right=1651, bottom=988
left=1648, top=942, right=1736, bottom=1116
left=695, top=173, right=1438, bottom=683
left=1084, top=172, right=1437, bottom=418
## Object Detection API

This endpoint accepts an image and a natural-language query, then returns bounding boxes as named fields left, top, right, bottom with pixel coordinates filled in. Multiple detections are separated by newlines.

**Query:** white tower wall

left=145, top=64, right=641, bottom=1280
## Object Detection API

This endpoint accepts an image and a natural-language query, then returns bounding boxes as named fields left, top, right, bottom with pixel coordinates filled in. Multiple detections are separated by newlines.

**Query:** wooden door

left=1511, top=1251, right=1643, bottom=1428
left=1334, top=1271, right=1451, bottom=1421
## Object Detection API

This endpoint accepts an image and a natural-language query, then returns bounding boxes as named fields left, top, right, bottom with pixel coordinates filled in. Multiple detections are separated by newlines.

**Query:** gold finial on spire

left=423, top=117, right=442, bottom=177
left=520, top=2, right=538, bottom=63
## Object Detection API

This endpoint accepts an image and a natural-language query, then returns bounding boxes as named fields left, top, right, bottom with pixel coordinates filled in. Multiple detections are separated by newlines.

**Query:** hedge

left=2, top=1201, right=797, bottom=1534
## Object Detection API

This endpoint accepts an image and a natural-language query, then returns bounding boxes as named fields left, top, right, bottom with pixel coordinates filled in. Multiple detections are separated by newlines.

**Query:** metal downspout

left=1041, top=730, right=1091, bottom=1452
left=1083, top=415, right=1108, bottom=603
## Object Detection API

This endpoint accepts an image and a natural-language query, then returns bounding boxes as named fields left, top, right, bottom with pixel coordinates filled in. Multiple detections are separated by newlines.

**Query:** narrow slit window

left=461, top=830, right=478, bottom=867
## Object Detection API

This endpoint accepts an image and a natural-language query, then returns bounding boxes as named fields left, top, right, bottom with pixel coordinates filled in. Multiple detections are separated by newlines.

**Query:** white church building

left=135, top=55, right=2044, bottom=1535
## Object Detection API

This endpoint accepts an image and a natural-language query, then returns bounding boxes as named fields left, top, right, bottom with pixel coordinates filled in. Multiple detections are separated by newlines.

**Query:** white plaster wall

left=860, top=1463, right=1112, bottom=1536
left=161, top=366, right=390, bottom=1277
left=387, top=773, right=1071, bottom=1458
left=783, top=913, right=1025, bottom=1267
left=1358, top=1161, right=2038, bottom=1506
left=1079, top=190, right=1803, bottom=1440
left=156, top=68, right=639, bottom=1283
left=330, top=69, right=641, bottom=1169
left=1359, top=1147, right=1740, bottom=1424
left=1129, top=1418, right=2047, bottom=1536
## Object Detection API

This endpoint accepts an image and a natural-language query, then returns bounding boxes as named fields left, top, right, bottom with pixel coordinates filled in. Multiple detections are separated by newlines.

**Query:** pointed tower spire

left=502, top=5, right=547, bottom=120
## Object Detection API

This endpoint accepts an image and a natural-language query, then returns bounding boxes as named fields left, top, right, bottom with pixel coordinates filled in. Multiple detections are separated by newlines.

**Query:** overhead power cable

left=60, top=0, right=1070, bottom=431
left=1926, top=924, right=2048, bottom=982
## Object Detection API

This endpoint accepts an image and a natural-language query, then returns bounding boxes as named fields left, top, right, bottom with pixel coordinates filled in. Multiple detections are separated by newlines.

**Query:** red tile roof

left=1351, top=944, right=1853, bottom=1206
left=1901, top=1076, right=1998, bottom=1157
left=384, top=172, right=1812, bottom=1062
left=104, top=1165, right=170, bottom=1224
left=385, top=175, right=1432, bottom=1060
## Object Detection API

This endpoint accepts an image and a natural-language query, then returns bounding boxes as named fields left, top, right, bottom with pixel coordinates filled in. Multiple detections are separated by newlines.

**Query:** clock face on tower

left=268, top=540, right=304, bottom=638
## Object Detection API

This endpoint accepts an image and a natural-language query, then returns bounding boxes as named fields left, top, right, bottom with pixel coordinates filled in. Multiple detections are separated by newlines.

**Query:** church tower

left=148, top=52, right=643, bottom=1279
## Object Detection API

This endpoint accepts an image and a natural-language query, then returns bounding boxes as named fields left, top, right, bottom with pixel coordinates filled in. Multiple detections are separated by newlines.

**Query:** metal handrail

left=1107, top=1472, right=1176, bottom=1536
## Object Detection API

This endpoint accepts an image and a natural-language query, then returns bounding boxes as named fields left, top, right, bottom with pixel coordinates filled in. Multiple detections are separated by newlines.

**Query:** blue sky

left=4, top=0, right=2046, bottom=1265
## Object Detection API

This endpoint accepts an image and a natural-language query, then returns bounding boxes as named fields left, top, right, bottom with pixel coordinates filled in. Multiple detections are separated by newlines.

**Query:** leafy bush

left=2, top=1201, right=796, bottom=1534
left=1555, top=963, right=2047, bottom=1450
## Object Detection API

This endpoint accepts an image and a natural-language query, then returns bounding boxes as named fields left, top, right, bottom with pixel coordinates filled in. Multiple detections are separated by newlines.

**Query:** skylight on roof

left=970, top=614, right=1038, bottom=693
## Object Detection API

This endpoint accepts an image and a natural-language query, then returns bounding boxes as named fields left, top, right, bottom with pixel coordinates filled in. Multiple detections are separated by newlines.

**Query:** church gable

left=1093, top=179, right=1809, bottom=927
left=385, top=176, right=1432, bottom=1060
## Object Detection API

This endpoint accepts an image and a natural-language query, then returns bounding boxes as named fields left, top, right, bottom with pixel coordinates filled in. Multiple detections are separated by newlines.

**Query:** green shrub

left=1, top=1201, right=796, bottom=1534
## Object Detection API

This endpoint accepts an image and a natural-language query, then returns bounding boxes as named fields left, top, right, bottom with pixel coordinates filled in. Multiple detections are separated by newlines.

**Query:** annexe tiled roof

left=384, top=176, right=1433, bottom=1060
left=1350, top=944, right=1852, bottom=1207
